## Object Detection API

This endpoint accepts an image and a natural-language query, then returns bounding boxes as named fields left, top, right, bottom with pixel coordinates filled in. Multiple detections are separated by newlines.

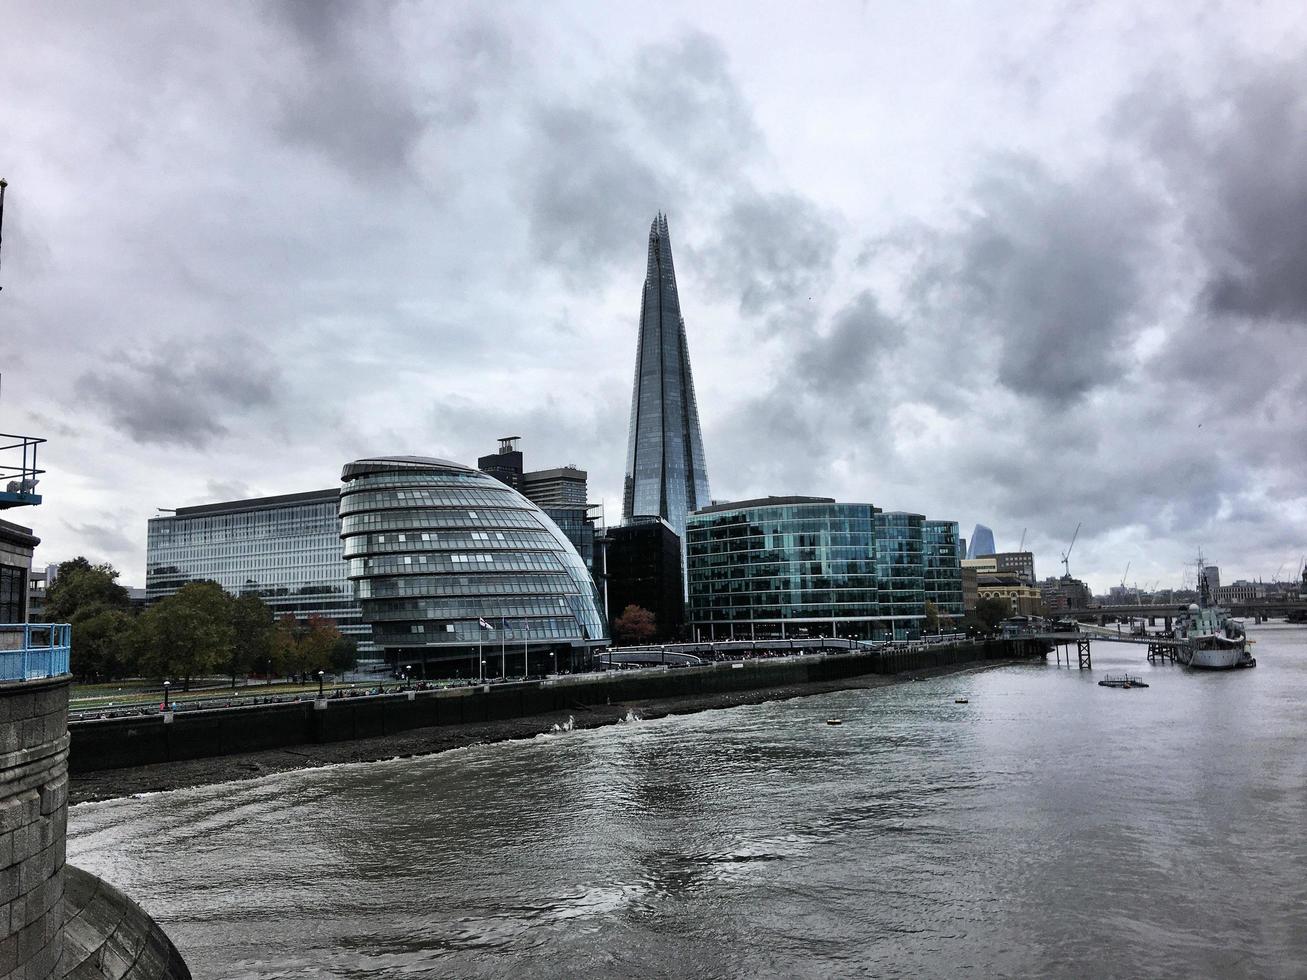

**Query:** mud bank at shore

left=70, top=660, right=1022, bottom=805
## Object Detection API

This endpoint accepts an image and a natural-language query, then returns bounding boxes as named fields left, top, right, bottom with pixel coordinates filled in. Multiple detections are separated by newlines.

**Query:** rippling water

left=68, top=625, right=1307, bottom=978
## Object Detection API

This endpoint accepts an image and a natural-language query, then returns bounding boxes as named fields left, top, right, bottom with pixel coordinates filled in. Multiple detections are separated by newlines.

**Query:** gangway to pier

left=1021, top=624, right=1186, bottom=669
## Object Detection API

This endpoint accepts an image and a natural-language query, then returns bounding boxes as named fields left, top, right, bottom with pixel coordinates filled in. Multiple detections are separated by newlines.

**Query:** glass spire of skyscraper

left=621, top=212, right=711, bottom=539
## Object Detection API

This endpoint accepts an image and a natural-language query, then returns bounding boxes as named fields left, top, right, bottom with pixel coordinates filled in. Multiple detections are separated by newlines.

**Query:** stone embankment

left=69, top=640, right=1045, bottom=804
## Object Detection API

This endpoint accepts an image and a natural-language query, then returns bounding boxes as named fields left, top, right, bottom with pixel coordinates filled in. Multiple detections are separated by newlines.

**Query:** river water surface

left=68, top=625, right=1307, bottom=978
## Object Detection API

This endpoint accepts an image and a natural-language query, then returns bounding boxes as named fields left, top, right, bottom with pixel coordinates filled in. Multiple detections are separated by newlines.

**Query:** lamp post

left=317, top=670, right=325, bottom=699
left=405, top=664, right=412, bottom=683
left=162, top=680, right=171, bottom=711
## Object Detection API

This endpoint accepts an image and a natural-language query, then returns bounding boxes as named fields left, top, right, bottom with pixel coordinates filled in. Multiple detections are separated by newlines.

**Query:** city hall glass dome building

left=340, top=456, right=607, bottom=675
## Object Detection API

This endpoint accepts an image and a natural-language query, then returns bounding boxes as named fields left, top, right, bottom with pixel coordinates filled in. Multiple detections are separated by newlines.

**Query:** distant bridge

left=1058, top=602, right=1306, bottom=625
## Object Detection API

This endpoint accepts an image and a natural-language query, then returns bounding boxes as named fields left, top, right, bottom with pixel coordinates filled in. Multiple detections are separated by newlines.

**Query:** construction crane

left=1018, top=528, right=1027, bottom=551
left=1060, top=522, right=1081, bottom=578
left=1120, top=562, right=1131, bottom=588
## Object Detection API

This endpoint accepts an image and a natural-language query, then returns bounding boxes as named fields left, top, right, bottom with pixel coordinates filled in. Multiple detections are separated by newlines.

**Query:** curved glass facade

left=340, top=457, right=606, bottom=675
left=685, top=500, right=883, bottom=641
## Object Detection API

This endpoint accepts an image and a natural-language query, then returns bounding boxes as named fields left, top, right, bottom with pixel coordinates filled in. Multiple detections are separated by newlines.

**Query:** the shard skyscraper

left=622, top=213, right=711, bottom=538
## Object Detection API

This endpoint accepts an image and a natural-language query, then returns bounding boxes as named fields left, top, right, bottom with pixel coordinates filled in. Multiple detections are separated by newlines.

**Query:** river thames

left=68, top=624, right=1306, bottom=978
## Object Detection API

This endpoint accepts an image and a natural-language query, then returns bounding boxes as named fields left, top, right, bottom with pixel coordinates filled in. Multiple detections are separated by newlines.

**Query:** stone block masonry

left=0, top=677, right=69, bottom=979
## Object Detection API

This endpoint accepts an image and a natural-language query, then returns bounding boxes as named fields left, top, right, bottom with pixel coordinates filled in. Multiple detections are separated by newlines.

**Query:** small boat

left=1098, top=674, right=1149, bottom=689
left=826, top=718, right=843, bottom=726
left=955, top=698, right=969, bottom=704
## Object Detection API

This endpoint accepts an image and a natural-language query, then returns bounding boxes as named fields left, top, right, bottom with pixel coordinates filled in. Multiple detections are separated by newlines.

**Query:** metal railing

left=0, top=432, right=46, bottom=509
left=0, top=624, right=71, bottom=681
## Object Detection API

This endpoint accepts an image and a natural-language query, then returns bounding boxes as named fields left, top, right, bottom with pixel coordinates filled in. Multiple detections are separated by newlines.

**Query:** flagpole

left=501, top=616, right=506, bottom=679
left=478, top=632, right=483, bottom=683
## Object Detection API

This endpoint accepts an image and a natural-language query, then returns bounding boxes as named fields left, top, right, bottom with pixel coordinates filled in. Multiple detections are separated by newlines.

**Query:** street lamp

left=162, top=680, right=171, bottom=711
left=317, top=670, right=325, bottom=699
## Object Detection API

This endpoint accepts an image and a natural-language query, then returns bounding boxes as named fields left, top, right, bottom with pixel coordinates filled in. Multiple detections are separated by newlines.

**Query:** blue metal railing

left=0, top=624, right=71, bottom=681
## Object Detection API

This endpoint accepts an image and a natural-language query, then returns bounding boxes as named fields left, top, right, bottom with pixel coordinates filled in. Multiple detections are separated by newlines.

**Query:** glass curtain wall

left=685, top=500, right=881, bottom=641
left=923, top=520, right=965, bottom=624
left=340, top=457, right=607, bottom=677
left=875, top=512, right=926, bottom=640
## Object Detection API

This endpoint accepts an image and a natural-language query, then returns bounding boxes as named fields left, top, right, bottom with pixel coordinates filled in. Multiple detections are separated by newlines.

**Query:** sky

left=2, top=0, right=1305, bottom=595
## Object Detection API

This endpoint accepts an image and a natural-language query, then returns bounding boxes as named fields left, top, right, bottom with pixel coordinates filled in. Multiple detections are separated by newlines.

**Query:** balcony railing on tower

left=0, top=433, right=45, bottom=509
left=0, top=623, right=71, bottom=681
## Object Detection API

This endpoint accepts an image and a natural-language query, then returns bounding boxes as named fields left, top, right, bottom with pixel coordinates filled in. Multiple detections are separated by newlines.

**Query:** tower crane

left=1018, top=528, right=1027, bottom=551
left=1060, top=522, right=1081, bottom=578
left=1120, top=562, right=1130, bottom=588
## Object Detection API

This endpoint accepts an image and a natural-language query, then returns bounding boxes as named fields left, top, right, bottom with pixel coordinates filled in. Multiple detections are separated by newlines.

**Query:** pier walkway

left=1020, top=624, right=1185, bottom=669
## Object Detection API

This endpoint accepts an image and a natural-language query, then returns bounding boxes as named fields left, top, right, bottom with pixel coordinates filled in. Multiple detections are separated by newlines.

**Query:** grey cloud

left=694, top=191, right=838, bottom=333
left=795, top=291, right=903, bottom=386
left=1126, top=62, right=1307, bottom=322
left=627, top=31, right=763, bottom=174
left=60, top=520, right=135, bottom=561
left=74, top=337, right=280, bottom=449
left=907, top=156, right=1158, bottom=404
left=522, top=104, right=676, bottom=276
left=269, top=1, right=423, bottom=176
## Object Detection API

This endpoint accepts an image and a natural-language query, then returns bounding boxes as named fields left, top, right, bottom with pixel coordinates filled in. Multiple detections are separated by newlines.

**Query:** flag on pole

left=479, top=618, right=495, bottom=630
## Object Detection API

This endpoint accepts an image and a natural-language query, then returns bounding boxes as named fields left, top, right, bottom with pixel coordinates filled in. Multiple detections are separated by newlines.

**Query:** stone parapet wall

left=0, top=677, right=69, bottom=979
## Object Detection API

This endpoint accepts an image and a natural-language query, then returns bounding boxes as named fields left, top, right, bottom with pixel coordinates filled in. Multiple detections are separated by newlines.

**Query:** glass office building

left=685, top=498, right=882, bottom=641
left=923, top=520, right=965, bottom=622
left=875, top=512, right=926, bottom=640
left=340, top=456, right=607, bottom=676
left=622, top=213, right=711, bottom=538
left=146, top=489, right=373, bottom=648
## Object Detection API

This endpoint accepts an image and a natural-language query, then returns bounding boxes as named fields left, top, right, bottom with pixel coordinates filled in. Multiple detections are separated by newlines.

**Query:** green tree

left=44, top=557, right=130, bottom=622
left=138, top=581, right=234, bottom=690
left=967, top=596, right=1011, bottom=634
left=329, top=635, right=358, bottom=675
left=230, top=593, right=274, bottom=687
left=613, top=605, right=657, bottom=645
left=299, top=615, right=341, bottom=679
left=923, top=599, right=940, bottom=634
left=69, top=606, right=135, bottom=680
left=270, top=614, right=302, bottom=680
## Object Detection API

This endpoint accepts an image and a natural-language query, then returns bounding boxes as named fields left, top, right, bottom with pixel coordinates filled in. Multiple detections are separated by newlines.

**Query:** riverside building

left=686, top=498, right=959, bottom=641
left=685, top=497, right=884, bottom=641
left=146, top=489, right=373, bottom=649
left=339, top=456, right=607, bottom=676
left=923, top=520, right=965, bottom=622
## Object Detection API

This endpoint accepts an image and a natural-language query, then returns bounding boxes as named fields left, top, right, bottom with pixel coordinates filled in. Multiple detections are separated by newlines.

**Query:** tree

left=330, top=635, right=358, bottom=674
left=923, top=600, right=940, bottom=634
left=613, top=605, right=657, bottom=645
left=44, top=557, right=130, bottom=623
left=230, top=593, right=274, bottom=687
left=967, top=596, right=1011, bottom=634
left=270, top=614, right=302, bottom=679
left=299, top=615, right=340, bottom=678
left=69, top=606, right=134, bottom=681
left=137, top=581, right=234, bottom=690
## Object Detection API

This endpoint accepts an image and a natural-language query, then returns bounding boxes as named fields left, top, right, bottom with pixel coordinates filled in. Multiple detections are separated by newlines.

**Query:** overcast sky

left=3, top=1, right=1305, bottom=594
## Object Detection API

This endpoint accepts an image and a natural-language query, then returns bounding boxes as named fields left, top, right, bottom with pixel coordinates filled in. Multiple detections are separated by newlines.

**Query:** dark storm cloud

left=795, top=291, right=903, bottom=386
left=1125, top=61, right=1307, bottom=322
left=522, top=103, right=675, bottom=276
left=75, top=337, right=279, bottom=449
left=694, top=191, right=839, bottom=332
left=269, top=0, right=423, bottom=176
left=905, top=155, right=1158, bottom=404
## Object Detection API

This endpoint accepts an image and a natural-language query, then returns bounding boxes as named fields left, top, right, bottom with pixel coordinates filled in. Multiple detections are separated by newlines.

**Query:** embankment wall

left=69, top=641, right=1040, bottom=775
